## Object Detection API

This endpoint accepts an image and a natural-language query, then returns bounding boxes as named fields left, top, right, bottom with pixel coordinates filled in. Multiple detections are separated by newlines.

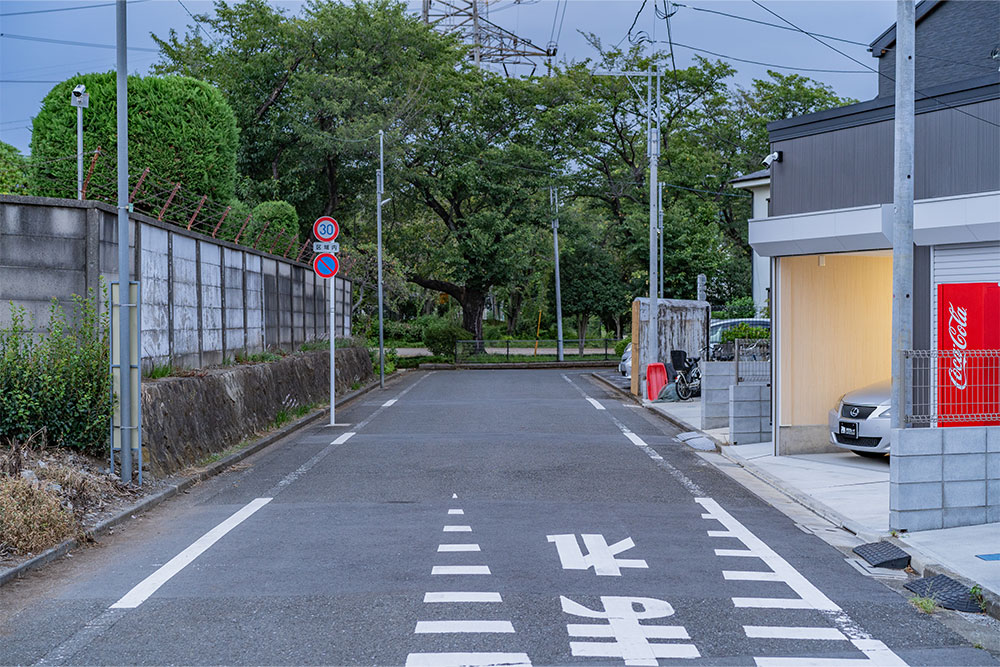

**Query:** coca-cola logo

left=947, top=302, right=968, bottom=390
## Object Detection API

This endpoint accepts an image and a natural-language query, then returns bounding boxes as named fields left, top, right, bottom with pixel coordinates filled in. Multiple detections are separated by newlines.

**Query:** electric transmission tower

left=421, top=0, right=555, bottom=72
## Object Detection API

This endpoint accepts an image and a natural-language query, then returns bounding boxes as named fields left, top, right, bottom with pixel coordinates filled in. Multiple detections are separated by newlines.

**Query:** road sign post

left=312, top=218, right=342, bottom=427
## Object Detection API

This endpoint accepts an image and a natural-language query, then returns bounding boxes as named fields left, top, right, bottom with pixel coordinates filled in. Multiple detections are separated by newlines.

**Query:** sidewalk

left=591, top=370, right=1000, bottom=617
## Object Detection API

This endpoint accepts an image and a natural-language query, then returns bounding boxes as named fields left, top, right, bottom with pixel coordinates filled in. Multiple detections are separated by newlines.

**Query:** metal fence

left=734, top=338, right=771, bottom=385
left=903, top=349, right=1000, bottom=425
left=455, top=339, right=617, bottom=363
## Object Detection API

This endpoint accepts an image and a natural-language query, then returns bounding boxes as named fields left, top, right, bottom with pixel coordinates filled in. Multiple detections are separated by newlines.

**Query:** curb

left=425, top=362, right=619, bottom=370
left=0, top=370, right=403, bottom=589
left=587, top=375, right=1000, bottom=621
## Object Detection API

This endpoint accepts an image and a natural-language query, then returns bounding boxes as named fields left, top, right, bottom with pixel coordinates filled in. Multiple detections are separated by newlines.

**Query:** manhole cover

left=904, top=574, right=982, bottom=613
left=853, top=542, right=910, bottom=569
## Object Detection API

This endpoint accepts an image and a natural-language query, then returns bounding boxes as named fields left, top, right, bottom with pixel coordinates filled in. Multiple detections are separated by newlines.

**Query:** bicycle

left=674, top=354, right=702, bottom=400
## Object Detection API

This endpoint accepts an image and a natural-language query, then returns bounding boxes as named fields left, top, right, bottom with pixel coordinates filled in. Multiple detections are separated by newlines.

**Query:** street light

left=70, top=84, right=89, bottom=200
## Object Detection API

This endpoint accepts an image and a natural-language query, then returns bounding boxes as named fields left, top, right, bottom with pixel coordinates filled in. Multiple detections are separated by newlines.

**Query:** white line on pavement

left=424, top=592, right=502, bottom=603
left=733, top=598, right=815, bottom=609
left=715, top=549, right=757, bottom=557
left=110, top=497, right=272, bottom=609
left=431, top=565, right=491, bottom=575
left=723, top=570, right=784, bottom=581
left=744, top=626, right=847, bottom=641
left=405, top=653, right=531, bottom=667
left=754, top=639, right=907, bottom=667
left=448, top=509, right=464, bottom=514
left=438, top=543, right=480, bottom=552
left=585, top=397, right=605, bottom=410
left=331, top=431, right=356, bottom=445
left=443, top=525, right=472, bottom=532
left=383, top=398, right=397, bottom=407
left=415, top=621, right=515, bottom=634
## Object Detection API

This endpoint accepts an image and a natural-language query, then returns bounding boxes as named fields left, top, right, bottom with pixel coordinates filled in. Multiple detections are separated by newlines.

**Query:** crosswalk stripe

left=415, top=620, right=515, bottom=634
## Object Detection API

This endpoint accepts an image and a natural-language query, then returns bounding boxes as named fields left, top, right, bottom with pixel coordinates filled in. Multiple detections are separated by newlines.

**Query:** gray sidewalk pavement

left=592, top=369, right=1000, bottom=617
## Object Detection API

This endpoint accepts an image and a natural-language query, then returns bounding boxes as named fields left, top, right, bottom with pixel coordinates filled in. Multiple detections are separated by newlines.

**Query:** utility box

left=630, top=297, right=710, bottom=396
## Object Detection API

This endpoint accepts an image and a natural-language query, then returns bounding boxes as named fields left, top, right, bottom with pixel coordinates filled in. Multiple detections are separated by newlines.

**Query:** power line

left=750, top=0, right=1000, bottom=130
left=555, top=0, right=569, bottom=47
left=0, top=33, right=159, bottom=52
left=176, top=0, right=220, bottom=47
left=0, top=0, right=148, bottom=18
left=664, top=41, right=869, bottom=74
left=672, top=3, right=868, bottom=46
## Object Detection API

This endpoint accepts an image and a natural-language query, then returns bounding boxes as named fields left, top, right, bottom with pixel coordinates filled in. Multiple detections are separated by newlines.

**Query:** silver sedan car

left=828, top=380, right=891, bottom=457
left=619, top=342, right=632, bottom=378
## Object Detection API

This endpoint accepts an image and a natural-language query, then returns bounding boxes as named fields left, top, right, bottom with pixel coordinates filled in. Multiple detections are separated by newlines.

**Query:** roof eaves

left=869, top=0, right=943, bottom=56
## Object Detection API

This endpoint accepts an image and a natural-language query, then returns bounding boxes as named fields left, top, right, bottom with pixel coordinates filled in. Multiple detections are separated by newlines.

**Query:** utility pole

left=593, top=67, right=661, bottom=396
left=890, top=0, right=915, bottom=430
left=658, top=181, right=664, bottom=299
left=376, top=130, right=386, bottom=389
left=115, top=0, right=132, bottom=484
left=471, top=0, right=482, bottom=68
left=550, top=186, right=564, bottom=362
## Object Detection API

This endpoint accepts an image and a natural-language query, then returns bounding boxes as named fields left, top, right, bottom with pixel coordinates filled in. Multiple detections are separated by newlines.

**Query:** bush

left=246, top=200, right=299, bottom=252
left=0, top=290, right=111, bottom=455
left=614, top=338, right=630, bottom=358
left=0, top=477, right=77, bottom=554
left=0, top=141, right=29, bottom=195
left=422, top=321, right=473, bottom=357
left=720, top=323, right=770, bottom=344
left=717, top=296, right=756, bottom=319
left=30, top=72, right=238, bottom=203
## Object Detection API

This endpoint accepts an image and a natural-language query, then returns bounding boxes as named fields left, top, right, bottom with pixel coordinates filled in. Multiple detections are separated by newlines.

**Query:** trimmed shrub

left=0, top=141, right=29, bottom=195
left=422, top=321, right=473, bottom=357
left=720, top=322, right=769, bottom=344
left=614, top=338, right=630, bottom=358
left=0, top=291, right=111, bottom=455
left=30, top=73, right=238, bottom=203
left=246, top=200, right=299, bottom=252
left=717, top=296, right=756, bottom=319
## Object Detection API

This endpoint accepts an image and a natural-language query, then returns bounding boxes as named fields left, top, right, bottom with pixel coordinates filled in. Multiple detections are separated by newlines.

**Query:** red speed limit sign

left=313, top=216, right=339, bottom=242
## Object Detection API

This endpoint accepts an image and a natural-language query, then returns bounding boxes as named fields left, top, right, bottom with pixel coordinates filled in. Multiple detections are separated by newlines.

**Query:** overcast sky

left=0, top=0, right=898, bottom=155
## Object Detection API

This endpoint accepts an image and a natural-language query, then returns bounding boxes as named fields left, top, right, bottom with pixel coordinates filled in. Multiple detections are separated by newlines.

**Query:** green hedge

left=0, top=141, right=29, bottom=195
left=720, top=323, right=769, bottom=344
left=30, top=73, right=238, bottom=203
left=246, top=200, right=299, bottom=252
left=422, top=321, right=473, bottom=357
left=0, top=292, right=110, bottom=455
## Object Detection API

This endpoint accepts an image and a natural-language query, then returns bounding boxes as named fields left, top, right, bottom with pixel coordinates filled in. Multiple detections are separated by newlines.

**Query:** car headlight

left=835, top=394, right=846, bottom=407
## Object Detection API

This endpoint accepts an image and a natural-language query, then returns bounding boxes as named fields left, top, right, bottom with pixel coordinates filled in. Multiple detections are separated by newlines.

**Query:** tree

left=0, top=142, right=29, bottom=195
left=556, top=243, right=630, bottom=354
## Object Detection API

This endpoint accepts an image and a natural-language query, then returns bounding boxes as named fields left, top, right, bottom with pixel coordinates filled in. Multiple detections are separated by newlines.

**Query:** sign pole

left=330, top=276, right=336, bottom=427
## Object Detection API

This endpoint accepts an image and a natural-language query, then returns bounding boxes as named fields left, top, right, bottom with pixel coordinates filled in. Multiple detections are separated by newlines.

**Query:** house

left=739, top=0, right=999, bottom=530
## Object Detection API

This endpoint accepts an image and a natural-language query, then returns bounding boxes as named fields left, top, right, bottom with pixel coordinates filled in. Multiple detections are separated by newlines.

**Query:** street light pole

left=551, top=186, right=564, bottom=362
left=71, top=84, right=88, bottom=199
left=376, top=130, right=386, bottom=389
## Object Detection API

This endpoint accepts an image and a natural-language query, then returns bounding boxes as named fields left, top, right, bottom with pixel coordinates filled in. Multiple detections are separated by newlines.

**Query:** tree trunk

left=578, top=314, right=586, bottom=356
left=461, top=289, right=486, bottom=352
left=506, top=291, right=522, bottom=336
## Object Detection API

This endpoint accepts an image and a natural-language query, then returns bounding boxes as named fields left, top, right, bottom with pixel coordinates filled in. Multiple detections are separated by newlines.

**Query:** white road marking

left=424, top=592, right=502, bottom=603
left=443, top=525, right=472, bottom=532
left=432, top=565, right=491, bottom=575
left=382, top=398, right=397, bottom=407
left=110, top=498, right=272, bottom=609
left=331, top=431, right=356, bottom=445
left=723, top=570, right=784, bottom=582
left=438, top=543, right=480, bottom=552
left=547, top=534, right=648, bottom=576
left=448, top=509, right=464, bottom=514
left=715, top=549, right=757, bottom=557
left=698, top=497, right=908, bottom=665
left=415, top=620, right=515, bottom=634
left=405, top=653, right=531, bottom=667
left=452, top=493, right=458, bottom=498
left=566, top=624, right=690, bottom=639
left=744, top=626, right=847, bottom=641
left=586, top=397, right=605, bottom=410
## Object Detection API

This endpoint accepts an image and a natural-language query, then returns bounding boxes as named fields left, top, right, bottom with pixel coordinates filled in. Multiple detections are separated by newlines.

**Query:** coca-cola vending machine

left=937, top=282, right=1000, bottom=426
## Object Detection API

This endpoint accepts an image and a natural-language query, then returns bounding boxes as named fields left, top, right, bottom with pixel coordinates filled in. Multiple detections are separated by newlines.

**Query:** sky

left=0, top=0, right=899, bottom=155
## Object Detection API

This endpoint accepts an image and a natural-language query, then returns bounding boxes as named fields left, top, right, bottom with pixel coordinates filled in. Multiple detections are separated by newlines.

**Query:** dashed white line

left=111, top=497, right=272, bottom=609
left=715, top=549, right=757, bottom=558
left=383, top=398, right=398, bottom=407
left=438, top=543, right=480, bottom=552
left=431, top=565, right=491, bottom=575
left=448, top=509, right=464, bottom=515
left=443, top=525, right=472, bottom=532
left=585, top=397, right=605, bottom=410
left=406, top=653, right=531, bottom=667
left=723, top=570, right=784, bottom=582
left=331, top=431, right=356, bottom=445
left=744, top=626, right=847, bottom=641
left=424, top=592, right=502, bottom=603
left=415, top=620, right=515, bottom=634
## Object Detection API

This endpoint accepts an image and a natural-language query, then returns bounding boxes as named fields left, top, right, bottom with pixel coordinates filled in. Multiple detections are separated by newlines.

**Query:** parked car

left=619, top=342, right=632, bottom=378
left=828, top=380, right=891, bottom=457
left=708, top=318, right=770, bottom=360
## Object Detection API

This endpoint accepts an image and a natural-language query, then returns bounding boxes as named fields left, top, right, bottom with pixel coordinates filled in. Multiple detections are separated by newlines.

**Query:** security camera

left=72, top=84, right=86, bottom=97
left=762, top=150, right=782, bottom=167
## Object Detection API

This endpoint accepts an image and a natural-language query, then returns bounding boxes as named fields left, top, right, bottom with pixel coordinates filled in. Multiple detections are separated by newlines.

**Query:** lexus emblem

left=850, top=407, right=860, bottom=418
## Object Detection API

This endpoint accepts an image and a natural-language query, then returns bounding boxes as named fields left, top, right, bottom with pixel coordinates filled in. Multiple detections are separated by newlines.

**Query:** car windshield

left=709, top=324, right=725, bottom=343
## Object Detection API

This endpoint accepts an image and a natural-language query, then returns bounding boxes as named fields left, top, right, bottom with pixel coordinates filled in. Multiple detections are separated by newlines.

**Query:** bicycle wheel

left=675, top=374, right=692, bottom=400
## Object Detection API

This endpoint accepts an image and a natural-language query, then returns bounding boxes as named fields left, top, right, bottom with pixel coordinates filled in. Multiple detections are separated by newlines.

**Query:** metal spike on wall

left=422, top=0, right=554, bottom=70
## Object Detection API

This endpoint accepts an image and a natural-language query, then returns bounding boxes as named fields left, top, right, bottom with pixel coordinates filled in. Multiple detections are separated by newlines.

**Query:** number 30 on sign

left=313, top=216, right=339, bottom=242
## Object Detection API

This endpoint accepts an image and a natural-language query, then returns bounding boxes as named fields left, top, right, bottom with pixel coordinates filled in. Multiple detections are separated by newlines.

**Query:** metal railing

left=455, top=339, right=616, bottom=363
left=903, top=349, right=1000, bottom=424
left=734, top=338, right=771, bottom=385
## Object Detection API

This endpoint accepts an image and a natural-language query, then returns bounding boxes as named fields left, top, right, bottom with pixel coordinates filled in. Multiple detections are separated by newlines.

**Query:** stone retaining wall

left=141, top=348, right=372, bottom=474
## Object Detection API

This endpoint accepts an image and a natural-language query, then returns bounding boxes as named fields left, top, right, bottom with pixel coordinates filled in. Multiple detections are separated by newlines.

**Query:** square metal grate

left=904, top=574, right=983, bottom=613
left=853, top=542, right=910, bottom=570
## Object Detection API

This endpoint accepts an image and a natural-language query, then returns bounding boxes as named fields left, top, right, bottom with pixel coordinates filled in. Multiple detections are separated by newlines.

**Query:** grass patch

left=0, top=476, right=77, bottom=555
left=145, top=363, right=174, bottom=379
left=299, top=339, right=330, bottom=352
left=236, top=350, right=285, bottom=364
left=397, top=354, right=450, bottom=368
left=909, top=595, right=939, bottom=614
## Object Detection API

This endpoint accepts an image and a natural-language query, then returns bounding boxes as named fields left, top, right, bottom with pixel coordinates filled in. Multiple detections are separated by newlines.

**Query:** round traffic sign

left=313, top=253, right=339, bottom=279
left=313, top=216, right=339, bottom=242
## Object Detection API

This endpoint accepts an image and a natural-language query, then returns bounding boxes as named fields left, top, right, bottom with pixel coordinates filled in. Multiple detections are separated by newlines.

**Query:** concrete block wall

left=0, top=195, right=350, bottom=370
left=729, top=382, right=771, bottom=445
left=701, top=361, right=734, bottom=429
left=890, top=425, right=1000, bottom=531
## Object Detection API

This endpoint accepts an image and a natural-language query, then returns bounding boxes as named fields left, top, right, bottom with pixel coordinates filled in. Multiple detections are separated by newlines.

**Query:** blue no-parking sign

left=313, top=253, right=339, bottom=279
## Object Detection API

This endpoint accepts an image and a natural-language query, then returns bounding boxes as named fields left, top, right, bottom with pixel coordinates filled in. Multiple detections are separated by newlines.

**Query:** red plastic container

left=646, top=363, right=667, bottom=400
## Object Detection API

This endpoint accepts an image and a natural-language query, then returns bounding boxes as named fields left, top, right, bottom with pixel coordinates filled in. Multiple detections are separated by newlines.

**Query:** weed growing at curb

left=910, top=595, right=939, bottom=614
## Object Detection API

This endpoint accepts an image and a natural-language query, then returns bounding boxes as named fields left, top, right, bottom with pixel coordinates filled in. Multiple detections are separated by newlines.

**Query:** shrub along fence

left=0, top=194, right=351, bottom=370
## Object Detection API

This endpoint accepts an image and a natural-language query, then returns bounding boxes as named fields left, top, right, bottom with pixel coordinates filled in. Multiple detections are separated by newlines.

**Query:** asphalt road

left=0, top=369, right=995, bottom=666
